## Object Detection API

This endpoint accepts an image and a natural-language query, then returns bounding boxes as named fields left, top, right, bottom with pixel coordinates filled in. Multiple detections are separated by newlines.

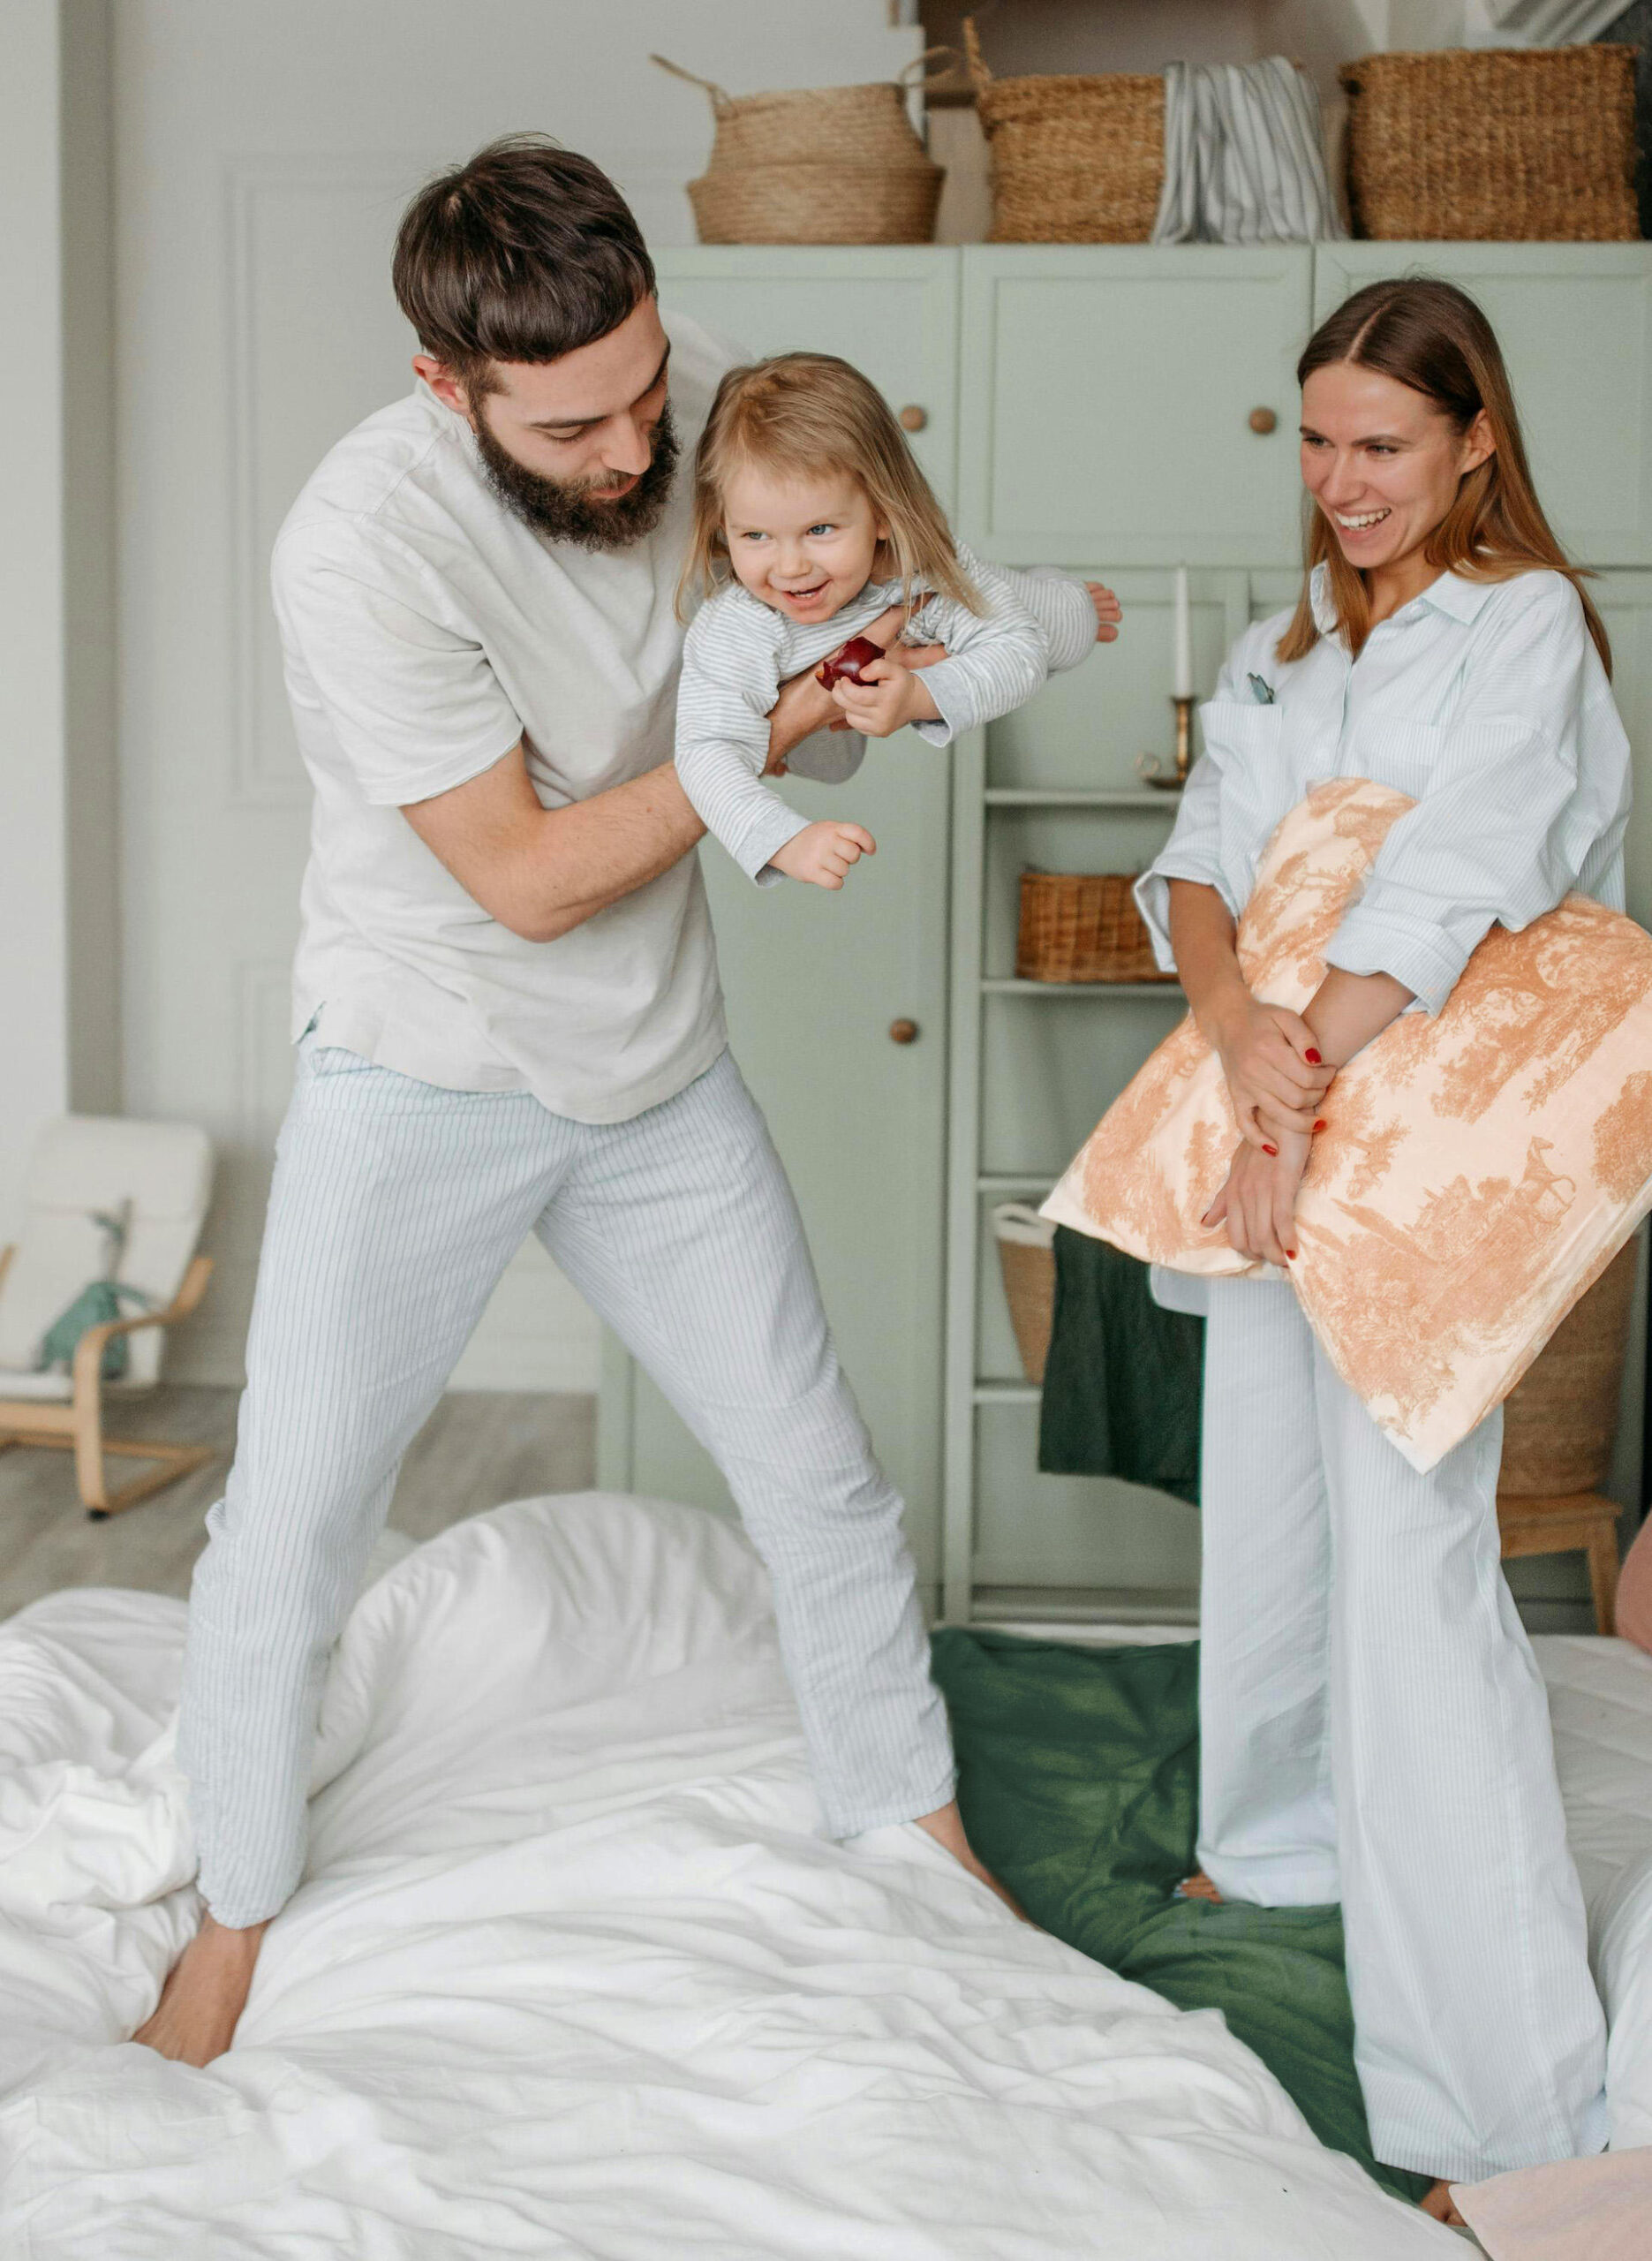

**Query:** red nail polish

left=1313, top=1119, right=1327, bottom=1132
left=1263, top=1144, right=1279, bottom=1157
left=1304, top=1048, right=1322, bottom=1065
left=1286, top=1250, right=1297, bottom=1261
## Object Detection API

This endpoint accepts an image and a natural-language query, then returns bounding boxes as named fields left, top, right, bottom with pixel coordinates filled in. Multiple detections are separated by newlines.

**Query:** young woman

left=1135, top=279, right=1633, bottom=2209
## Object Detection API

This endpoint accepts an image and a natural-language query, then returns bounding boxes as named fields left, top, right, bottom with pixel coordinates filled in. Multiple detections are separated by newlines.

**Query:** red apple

left=815, top=635, right=884, bottom=691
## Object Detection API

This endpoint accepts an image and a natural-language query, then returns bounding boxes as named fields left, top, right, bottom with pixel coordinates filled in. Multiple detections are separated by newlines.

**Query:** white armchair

left=0, top=1116, right=215, bottom=1517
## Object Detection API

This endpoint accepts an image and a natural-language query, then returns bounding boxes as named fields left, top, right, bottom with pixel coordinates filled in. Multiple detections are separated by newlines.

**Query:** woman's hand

left=1208, top=993, right=1332, bottom=1150
left=1203, top=1130, right=1310, bottom=1267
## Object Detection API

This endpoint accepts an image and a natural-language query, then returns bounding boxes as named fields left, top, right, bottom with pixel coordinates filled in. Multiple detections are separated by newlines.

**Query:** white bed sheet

left=0, top=1493, right=1456, bottom=2259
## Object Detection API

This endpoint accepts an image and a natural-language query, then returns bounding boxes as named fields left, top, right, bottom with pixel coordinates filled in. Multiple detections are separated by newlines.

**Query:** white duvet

left=0, top=1493, right=1460, bottom=2257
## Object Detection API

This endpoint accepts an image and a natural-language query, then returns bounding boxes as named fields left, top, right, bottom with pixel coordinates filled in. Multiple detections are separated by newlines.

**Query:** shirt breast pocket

left=1197, top=700, right=1293, bottom=889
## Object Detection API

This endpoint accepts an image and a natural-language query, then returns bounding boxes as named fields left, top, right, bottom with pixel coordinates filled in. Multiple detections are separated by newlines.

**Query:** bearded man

left=134, top=136, right=1012, bottom=2065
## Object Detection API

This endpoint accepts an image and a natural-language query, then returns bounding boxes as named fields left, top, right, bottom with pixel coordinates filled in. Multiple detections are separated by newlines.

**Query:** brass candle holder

left=1138, top=695, right=1196, bottom=791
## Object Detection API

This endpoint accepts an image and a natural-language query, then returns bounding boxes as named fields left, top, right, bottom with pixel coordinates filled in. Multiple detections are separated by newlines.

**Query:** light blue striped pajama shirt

left=676, top=553, right=1097, bottom=881
left=1140, top=563, right=1633, bottom=2182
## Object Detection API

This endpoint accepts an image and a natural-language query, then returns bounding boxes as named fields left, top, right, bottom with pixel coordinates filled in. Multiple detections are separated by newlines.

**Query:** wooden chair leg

left=1588, top=1518, right=1621, bottom=1637
left=82, top=1440, right=215, bottom=1519
left=71, top=1377, right=110, bottom=1511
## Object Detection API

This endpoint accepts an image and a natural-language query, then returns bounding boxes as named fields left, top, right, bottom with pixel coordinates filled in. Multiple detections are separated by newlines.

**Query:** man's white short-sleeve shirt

left=272, top=312, right=736, bottom=1123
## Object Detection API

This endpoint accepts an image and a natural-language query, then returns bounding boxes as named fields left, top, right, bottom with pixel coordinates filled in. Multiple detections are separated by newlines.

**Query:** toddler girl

left=675, top=352, right=1116, bottom=889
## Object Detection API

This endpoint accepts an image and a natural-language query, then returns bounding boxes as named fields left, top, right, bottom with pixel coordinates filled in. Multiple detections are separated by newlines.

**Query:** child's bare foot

left=132, top=1913, right=268, bottom=2066
left=914, top=1800, right=1030, bottom=1921
left=1176, top=1870, right=1223, bottom=1902
left=1419, top=2180, right=1467, bottom=2227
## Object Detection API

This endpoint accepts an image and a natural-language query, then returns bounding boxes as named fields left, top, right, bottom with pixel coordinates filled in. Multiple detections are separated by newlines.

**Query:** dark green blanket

left=930, top=1626, right=1430, bottom=2208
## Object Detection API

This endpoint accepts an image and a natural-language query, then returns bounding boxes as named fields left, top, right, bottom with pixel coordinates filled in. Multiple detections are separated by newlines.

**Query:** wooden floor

left=0, top=1385, right=597, bottom=1622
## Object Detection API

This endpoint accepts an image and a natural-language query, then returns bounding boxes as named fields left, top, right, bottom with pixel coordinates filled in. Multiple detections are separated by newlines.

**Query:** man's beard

left=471, top=397, right=680, bottom=550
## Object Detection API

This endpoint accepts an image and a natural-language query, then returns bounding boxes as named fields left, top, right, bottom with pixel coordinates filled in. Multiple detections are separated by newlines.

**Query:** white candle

left=1172, top=565, right=1192, bottom=699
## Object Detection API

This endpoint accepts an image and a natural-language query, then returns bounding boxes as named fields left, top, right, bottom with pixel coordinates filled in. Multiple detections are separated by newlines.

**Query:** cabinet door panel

left=604, top=743, right=952, bottom=1584
left=655, top=248, right=958, bottom=509
left=1314, top=246, right=1652, bottom=566
left=958, top=246, right=1312, bottom=566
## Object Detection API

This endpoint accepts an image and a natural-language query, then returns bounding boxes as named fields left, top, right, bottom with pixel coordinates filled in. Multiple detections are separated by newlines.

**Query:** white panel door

left=111, top=0, right=916, bottom=1389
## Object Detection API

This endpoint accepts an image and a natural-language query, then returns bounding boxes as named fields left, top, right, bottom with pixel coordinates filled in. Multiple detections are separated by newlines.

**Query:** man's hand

left=826, top=652, right=940, bottom=738
left=1087, top=581, right=1123, bottom=643
left=771, top=820, right=876, bottom=890
left=1202, top=1131, right=1310, bottom=1267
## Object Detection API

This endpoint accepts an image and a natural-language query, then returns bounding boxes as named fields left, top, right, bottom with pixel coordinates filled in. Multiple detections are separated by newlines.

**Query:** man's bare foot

left=1419, top=2180, right=1467, bottom=2227
left=913, top=1800, right=1030, bottom=1921
left=132, top=1913, right=269, bottom=2066
left=1176, top=1870, right=1223, bottom=1903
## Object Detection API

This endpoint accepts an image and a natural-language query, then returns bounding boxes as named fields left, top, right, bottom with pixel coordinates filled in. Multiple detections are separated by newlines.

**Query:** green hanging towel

left=35, top=1205, right=152, bottom=1384
left=1037, top=1229, right=1203, bottom=1504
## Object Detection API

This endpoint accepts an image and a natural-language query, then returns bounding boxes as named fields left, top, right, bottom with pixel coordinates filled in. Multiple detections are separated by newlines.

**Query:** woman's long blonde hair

left=1279, top=276, right=1611, bottom=674
left=676, top=351, right=981, bottom=620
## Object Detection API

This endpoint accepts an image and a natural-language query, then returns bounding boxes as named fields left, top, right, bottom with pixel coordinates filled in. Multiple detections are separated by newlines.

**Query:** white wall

left=105, top=0, right=918, bottom=1393
left=0, top=0, right=117, bottom=1249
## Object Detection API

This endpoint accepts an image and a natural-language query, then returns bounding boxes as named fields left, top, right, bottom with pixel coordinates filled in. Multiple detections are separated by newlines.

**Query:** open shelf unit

left=940, top=733, right=1190, bottom=1622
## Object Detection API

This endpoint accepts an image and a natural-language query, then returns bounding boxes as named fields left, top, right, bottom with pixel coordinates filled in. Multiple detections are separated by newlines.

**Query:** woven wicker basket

left=1498, top=1237, right=1638, bottom=1499
left=992, top=1206, right=1056, bottom=1386
left=963, top=15, right=1164, bottom=245
left=1016, top=872, right=1175, bottom=985
left=654, top=53, right=946, bottom=246
left=1340, top=46, right=1640, bottom=243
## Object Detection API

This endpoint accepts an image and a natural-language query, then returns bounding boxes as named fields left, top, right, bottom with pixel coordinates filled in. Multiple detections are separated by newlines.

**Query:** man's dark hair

left=392, top=135, right=655, bottom=397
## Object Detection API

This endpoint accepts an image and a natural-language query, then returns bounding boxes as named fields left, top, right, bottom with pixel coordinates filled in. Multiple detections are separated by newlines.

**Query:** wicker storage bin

left=1340, top=47, right=1639, bottom=243
left=654, top=54, right=945, bottom=246
left=992, top=1205, right=1056, bottom=1386
left=1498, top=1237, right=1638, bottom=1498
left=687, top=163, right=942, bottom=247
left=1016, top=872, right=1176, bottom=985
left=963, top=16, right=1164, bottom=245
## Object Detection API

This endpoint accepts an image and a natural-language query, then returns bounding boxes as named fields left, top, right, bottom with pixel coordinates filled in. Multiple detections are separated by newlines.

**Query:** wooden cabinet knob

left=888, top=1017, right=919, bottom=1045
left=898, top=405, right=928, bottom=432
left=1248, top=405, right=1279, bottom=435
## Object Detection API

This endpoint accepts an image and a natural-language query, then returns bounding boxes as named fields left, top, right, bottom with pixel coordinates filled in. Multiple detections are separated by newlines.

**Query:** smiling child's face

left=720, top=462, right=888, bottom=625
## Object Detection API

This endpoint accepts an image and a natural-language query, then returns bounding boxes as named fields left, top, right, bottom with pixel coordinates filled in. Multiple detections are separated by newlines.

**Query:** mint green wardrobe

left=603, top=245, right=1652, bottom=1628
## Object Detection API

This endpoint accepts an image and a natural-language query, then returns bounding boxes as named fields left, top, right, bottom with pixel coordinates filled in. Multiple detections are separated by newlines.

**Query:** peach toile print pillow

left=1040, top=778, right=1652, bottom=1474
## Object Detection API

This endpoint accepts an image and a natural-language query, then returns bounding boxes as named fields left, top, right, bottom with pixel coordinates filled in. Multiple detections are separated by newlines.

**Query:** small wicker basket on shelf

left=962, top=15, right=1163, bottom=245
left=992, top=1205, right=1056, bottom=1386
left=1016, top=872, right=1176, bottom=985
left=653, top=53, right=946, bottom=246
left=1340, top=46, right=1640, bottom=242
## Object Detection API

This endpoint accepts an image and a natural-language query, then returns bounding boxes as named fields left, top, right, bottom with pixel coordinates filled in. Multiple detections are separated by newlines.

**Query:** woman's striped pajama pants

left=1197, top=1275, right=1608, bottom=2182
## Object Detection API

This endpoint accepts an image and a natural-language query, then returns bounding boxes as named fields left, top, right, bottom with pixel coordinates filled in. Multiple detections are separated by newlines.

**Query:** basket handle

left=649, top=54, right=731, bottom=112
left=901, top=45, right=962, bottom=94
left=962, top=16, right=992, bottom=93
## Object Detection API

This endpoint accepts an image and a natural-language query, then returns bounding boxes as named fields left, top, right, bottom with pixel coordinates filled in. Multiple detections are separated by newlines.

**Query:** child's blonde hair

left=677, top=352, right=981, bottom=621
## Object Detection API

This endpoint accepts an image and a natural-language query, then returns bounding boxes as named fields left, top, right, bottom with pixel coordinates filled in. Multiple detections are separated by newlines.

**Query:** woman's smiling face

left=1300, top=360, right=1493, bottom=578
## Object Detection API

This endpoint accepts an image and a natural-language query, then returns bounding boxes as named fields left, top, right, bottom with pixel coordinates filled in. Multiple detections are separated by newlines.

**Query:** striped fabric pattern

left=176, top=1040, right=954, bottom=1928
left=1152, top=57, right=1346, bottom=246
left=676, top=552, right=1095, bottom=882
left=1197, top=1277, right=1608, bottom=2181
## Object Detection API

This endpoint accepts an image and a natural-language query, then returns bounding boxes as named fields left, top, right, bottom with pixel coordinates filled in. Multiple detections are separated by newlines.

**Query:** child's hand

left=1201, top=1131, right=1310, bottom=1268
left=771, top=820, right=876, bottom=890
left=828, top=653, right=939, bottom=738
left=1087, top=581, right=1122, bottom=644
